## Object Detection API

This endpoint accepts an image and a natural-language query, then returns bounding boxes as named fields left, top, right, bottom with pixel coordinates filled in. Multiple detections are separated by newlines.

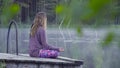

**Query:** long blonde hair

left=30, top=12, right=47, bottom=37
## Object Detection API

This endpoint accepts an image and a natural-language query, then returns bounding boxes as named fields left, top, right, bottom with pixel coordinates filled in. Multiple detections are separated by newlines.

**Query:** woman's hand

left=59, top=48, right=64, bottom=52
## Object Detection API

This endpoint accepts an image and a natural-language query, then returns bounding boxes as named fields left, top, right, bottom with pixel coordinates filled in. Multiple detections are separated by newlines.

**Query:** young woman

left=29, top=12, right=64, bottom=58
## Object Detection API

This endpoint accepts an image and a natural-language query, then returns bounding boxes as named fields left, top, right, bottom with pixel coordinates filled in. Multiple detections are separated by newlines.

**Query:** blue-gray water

left=0, top=28, right=120, bottom=68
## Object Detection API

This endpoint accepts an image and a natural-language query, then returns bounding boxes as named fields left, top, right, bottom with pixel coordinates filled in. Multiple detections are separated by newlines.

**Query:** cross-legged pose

left=29, top=12, right=64, bottom=58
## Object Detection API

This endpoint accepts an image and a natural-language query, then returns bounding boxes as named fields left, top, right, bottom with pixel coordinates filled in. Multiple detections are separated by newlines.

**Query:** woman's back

left=29, top=27, right=43, bottom=57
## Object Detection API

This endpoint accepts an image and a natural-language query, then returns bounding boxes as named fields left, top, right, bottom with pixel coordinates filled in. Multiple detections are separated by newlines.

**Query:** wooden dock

left=0, top=53, right=83, bottom=68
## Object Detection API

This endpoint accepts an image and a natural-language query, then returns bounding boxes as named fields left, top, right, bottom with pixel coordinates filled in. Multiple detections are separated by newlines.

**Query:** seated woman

left=29, top=12, right=64, bottom=58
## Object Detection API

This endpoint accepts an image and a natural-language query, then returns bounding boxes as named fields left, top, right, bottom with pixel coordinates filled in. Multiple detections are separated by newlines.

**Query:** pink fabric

left=39, top=49, right=59, bottom=58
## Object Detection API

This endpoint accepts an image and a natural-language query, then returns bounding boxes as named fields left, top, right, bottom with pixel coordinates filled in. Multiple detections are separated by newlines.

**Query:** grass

left=0, top=61, right=6, bottom=68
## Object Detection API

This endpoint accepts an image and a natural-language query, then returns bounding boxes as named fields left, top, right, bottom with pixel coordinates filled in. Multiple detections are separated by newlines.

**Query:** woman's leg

left=39, top=49, right=59, bottom=58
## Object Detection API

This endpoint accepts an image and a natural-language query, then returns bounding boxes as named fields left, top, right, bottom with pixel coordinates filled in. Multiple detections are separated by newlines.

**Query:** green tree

left=0, top=0, right=20, bottom=26
left=55, top=0, right=120, bottom=47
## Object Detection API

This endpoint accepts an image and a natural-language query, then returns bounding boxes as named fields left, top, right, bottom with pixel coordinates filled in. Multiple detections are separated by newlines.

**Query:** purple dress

left=29, top=27, right=59, bottom=57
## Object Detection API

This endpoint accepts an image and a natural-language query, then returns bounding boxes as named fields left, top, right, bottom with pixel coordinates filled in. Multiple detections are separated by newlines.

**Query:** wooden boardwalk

left=0, top=53, right=83, bottom=68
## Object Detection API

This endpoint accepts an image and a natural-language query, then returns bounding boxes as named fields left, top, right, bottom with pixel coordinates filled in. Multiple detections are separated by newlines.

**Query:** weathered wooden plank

left=19, top=53, right=84, bottom=66
left=6, top=63, right=17, bottom=68
left=0, top=53, right=74, bottom=64
left=75, top=65, right=83, bottom=68
left=0, top=53, right=83, bottom=68
left=53, top=65, right=59, bottom=68
left=17, top=63, right=38, bottom=68
left=57, top=56, right=84, bottom=65
left=39, top=64, right=52, bottom=68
